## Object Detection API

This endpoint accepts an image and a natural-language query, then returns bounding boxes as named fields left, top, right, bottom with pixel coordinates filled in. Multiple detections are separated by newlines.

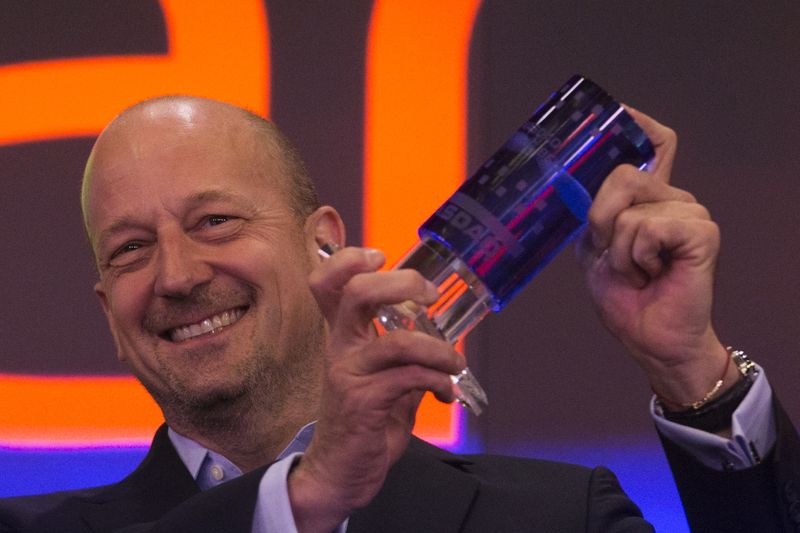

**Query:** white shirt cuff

left=651, top=367, right=776, bottom=471
left=252, top=452, right=303, bottom=533
left=251, top=452, right=348, bottom=533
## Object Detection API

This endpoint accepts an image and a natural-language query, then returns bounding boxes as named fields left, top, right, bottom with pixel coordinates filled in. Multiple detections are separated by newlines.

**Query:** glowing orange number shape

left=0, top=0, right=269, bottom=446
left=365, top=0, right=484, bottom=445
left=0, top=0, right=484, bottom=449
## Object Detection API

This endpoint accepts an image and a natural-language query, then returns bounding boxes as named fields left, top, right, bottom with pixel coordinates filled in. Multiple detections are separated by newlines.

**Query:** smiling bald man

left=0, top=96, right=794, bottom=533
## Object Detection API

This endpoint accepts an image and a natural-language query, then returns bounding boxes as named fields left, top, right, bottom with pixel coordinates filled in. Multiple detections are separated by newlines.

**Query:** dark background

left=1, top=1, right=798, bottom=528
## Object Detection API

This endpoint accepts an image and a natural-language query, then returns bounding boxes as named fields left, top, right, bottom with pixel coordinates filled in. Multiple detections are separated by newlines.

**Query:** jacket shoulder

left=0, top=485, right=111, bottom=532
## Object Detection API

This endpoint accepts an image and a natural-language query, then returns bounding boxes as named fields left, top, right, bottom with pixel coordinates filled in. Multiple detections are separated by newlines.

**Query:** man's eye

left=112, top=242, right=141, bottom=258
left=207, top=215, right=230, bottom=226
left=107, top=241, right=145, bottom=267
left=195, top=214, right=242, bottom=238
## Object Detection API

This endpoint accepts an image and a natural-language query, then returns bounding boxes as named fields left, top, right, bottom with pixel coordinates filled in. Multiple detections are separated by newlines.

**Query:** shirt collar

left=167, top=421, right=317, bottom=481
left=167, top=427, right=208, bottom=480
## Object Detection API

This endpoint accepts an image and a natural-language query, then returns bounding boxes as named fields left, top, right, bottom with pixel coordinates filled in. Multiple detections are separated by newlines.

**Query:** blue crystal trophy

left=375, top=75, right=655, bottom=415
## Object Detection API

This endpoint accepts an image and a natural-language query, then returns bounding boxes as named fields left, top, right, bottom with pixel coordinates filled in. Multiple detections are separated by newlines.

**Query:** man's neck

left=164, top=391, right=319, bottom=472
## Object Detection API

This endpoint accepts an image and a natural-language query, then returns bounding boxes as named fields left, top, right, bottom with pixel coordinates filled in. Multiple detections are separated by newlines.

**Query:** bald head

left=81, top=96, right=319, bottom=254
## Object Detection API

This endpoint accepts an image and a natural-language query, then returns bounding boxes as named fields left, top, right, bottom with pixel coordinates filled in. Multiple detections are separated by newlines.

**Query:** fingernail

left=363, top=248, right=385, bottom=265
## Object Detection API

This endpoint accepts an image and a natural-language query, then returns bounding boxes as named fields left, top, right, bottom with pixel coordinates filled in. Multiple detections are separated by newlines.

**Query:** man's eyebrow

left=184, top=189, right=259, bottom=211
left=96, top=189, right=260, bottom=250
left=97, top=217, right=147, bottom=250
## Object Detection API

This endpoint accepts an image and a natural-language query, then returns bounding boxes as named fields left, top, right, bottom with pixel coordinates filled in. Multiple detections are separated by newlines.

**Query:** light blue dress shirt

left=168, top=421, right=348, bottom=533
left=652, top=365, right=776, bottom=470
left=167, top=368, right=777, bottom=531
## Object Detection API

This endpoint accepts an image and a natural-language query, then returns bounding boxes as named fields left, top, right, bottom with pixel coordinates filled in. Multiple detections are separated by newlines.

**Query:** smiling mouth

left=166, top=307, right=246, bottom=343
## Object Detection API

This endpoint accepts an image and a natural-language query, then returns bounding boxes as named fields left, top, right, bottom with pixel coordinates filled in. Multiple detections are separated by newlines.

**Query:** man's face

left=86, top=104, right=325, bottom=417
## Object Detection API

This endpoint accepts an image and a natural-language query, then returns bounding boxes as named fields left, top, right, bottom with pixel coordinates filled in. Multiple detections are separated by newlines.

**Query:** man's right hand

left=288, top=246, right=465, bottom=532
left=577, top=108, right=735, bottom=409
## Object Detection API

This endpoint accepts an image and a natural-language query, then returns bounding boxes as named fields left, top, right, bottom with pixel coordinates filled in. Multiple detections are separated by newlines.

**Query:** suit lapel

left=74, top=429, right=479, bottom=532
left=80, top=425, right=201, bottom=532
left=348, top=438, right=479, bottom=533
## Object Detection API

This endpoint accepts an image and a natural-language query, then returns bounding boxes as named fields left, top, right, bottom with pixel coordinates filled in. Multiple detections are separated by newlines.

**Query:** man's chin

left=178, top=382, right=250, bottom=410
left=148, top=376, right=252, bottom=417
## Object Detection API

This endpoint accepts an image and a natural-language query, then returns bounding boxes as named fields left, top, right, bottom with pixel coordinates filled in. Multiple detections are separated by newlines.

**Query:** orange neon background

left=364, top=0, right=483, bottom=443
left=0, top=0, right=482, bottom=448
left=0, top=0, right=270, bottom=447
left=0, top=0, right=269, bottom=146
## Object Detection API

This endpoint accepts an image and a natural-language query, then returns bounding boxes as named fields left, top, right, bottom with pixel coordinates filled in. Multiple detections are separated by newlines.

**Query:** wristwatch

left=660, top=347, right=757, bottom=433
left=730, top=348, right=757, bottom=379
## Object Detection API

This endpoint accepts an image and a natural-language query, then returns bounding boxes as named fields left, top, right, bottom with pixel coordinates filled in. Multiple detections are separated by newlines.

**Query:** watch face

left=730, top=349, right=756, bottom=378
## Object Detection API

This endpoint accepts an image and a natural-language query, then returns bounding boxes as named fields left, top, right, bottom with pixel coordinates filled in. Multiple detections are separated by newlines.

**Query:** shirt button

left=210, top=465, right=225, bottom=481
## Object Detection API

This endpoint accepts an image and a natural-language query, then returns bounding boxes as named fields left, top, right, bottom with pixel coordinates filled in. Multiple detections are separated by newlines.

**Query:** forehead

left=85, top=113, right=290, bottom=233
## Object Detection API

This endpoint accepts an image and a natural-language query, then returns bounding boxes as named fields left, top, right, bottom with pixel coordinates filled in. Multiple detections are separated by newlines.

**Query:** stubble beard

left=142, top=308, right=326, bottom=439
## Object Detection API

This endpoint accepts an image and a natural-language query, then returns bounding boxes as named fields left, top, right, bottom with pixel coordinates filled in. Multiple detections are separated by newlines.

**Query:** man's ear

left=94, top=281, right=126, bottom=362
left=304, top=205, right=345, bottom=256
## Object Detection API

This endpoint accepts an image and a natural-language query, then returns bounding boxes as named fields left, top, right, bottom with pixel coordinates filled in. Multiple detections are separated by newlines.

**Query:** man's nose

left=153, top=234, right=214, bottom=298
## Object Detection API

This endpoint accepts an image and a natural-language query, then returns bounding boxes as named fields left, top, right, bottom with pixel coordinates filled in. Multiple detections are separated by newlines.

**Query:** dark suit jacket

left=0, top=426, right=652, bottom=532
left=662, top=398, right=800, bottom=533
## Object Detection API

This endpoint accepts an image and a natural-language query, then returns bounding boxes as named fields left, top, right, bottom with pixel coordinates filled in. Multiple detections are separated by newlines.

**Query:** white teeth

left=169, top=308, right=242, bottom=342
